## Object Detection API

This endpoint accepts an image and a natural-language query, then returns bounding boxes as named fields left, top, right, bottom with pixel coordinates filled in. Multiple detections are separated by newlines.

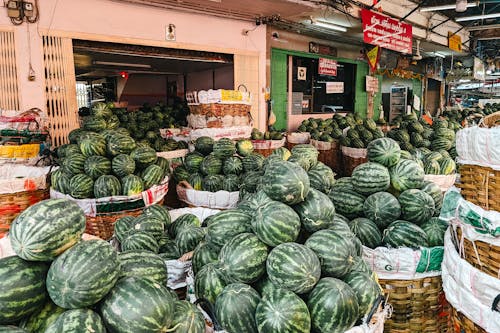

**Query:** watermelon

left=367, top=138, right=401, bottom=167
left=307, top=277, right=359, bottom=333
left=44, top=309, right=106, bottom=333
left=69, top=173, right=94, bottom=199
left=121, top=232, right=159, bottom=253
left=112, top=154, right=136, bottom=178
left=205, top=210, right=252, bottom=248
left=270, top=146, right=291, bottom=160
left=143, top=204, right=171, bottom=227
left=158, top=240, right=181, bottom=260
left=114, top=216, right=136, bottom=242
left=213, top=138, right=236, bottom=159
left=240, top=171, right=263, bottom=193
left=252, top=200, right=301, bottom=246
left=47, top=239, right=119, bottom=309
left=91, top=102, right=112, bottom=118
left=290, top=144, right=319, bottom=170
left=255, top=287, right=310, bottom=333
left=328, top=188, right=365, bottom=219
left=50, top=169, right=72, bottom=194
left=83, top=156, right=111, bottom=179
left=399, top=189, right=435, bottom=225
left=62, top=153, right=85, bottom=175
left=236, top=139, right=254, bottom=156
left=223, top=156, right=244, bottom=175
left=431, top=138, right=452, bottom=151
left=200, top=154, right=222, bottom=175
left=0, top=256, right=49, bottom=324
left=242, top=153, right=265, bottom=172
left=237, top=190, right=270, bottom=214
left=118, top=250, right=168, bottom=285
left=173, top=166, right=190, bottom=183
left=107, top=134, right=137, bottom=156
left=155, top=157, right=170, bottom=175
left=194, top=262, right=227, bottom=304
left=215, top=283, right=260, bottom=333
left=424, top=160, right=441, bottom=174
left=304, top=229, right=356, bottom=278
left=351, top=162, right=390, bottom=195
left=195, top=136, right=214, bottom=155
left=141, top=164, right=164, bottom=189
left=192, top=242, right=220, bottom=275
left=80, top=136, right=106, bottom=157
left=287, top=155, right=311, bottom=171
left=176, top=226, right=206, bottom=254
left=19, top=300, right=64, bottom=333
left=439, top=158, right=456, bottom=175
left=363, top=192, right=401, bottom=229
left=68, top=128, right=85, bottom=144
left=293, top=188, right=336, bottom=233
left=170, top=301, right=205, bottom=333
left=262, top=160, right=310, bottom=205
left=219, top=233, right=268, bottom=284
left=421, top=217, right=447, bottom=247
left=389, top=159, right=425, bottom=191
left=121, top=174, right=144, bottom=196
left=184, top=152, right=204, bottom=173
left=170, top=214, right=201, bottom=239
left=266, top=242, right=321, bottom=294
left=350, top=256, right=372, bottom=275
left=328, top=214, right=353, bottom=235
left=202, top=174, right=223, bottom=192
left=99, top=276, right=174, bottom=333
left=9, top=199, right=85, bottom=261
left=307, top=161, right=336, bottom=194
left=188, top=173, right=204, bottom=190
left=382, top=220, right=429, bottom=249
left=420, top=181, right=443, bottom=212
left=130, top=215, right=164, bottom=240
left=222, top=174, right=240, bottom=192
left=348, top=218, right=382, bottom=249
left=130, top=146, right=157, bottom=167
left=94, top=175, right=121, bottom=198
left=252, top=275, right=277, bottom=296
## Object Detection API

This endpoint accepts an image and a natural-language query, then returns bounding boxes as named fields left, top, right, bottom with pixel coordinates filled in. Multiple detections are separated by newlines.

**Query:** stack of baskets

left=310, top=139, right=342, bottom=175
left=286, top=132, right=310, bottom=150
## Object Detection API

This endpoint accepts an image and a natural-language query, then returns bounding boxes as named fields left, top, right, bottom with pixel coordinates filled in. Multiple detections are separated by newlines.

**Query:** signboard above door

left=361, top=9, right=413, bottom=54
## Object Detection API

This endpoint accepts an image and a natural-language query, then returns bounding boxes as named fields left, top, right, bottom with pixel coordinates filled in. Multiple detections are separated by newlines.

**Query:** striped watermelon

left=118, top=250, right=168, bottom=285
left=420, top=181, right=443, bottom=213
left=222, top=156, right=244, bottom=175
left=215, top=283, right=260, bottom=333
left=236, top=139, right=254, bottom=156
left=144, top=204, right=171, bottom=227
left=307, top=277, right=359, bottom=333
left=130, top=146, right=157, bottom=167
left=328, top=188, right=365, bottom=219
left=252, top=275, right=277, bottom=296
left=200, top=154, right=223, bottom=175
left=130, top=215, right=164, bottom=240
left=99, top=276, right=174, bottom=333
left=307, top=161, right=336, bottom=194
left=141, top=164, right=164, bottom=189
left=10, top=199, right=85, bottom=261
left=112, top=154, right=135, bottom=178
left=184, top=152, right=204, bottom=173
left=219, top=233, right=268, bottom=284
left=171, top=301, right=205, bottom=333
left=170, top=214, right=201, bottom=239
left=194, top=136, right=214, bottom=155
left=80, top=136, right=106, bottom=157
left=270, top=146, right=291, bottom=160
left=421, top=217, right=447, bottom=247
left=213, top=138, right=236, bottom=159
left=70, top=174, right=94, bottom=199
left=0, top=256, right=49, bottom=324
left=192, top=242, right=220, bottom=275
left=328, top=214, right=353, bottom=235
left=305, top=229, right=356, bottom=278
left=255, top=287, right=310, bottom=333
left=290, top=144, right=319, bottom=170
left=44, top=309, right=106, bottom=333
left=158, top=240, right=181, bottom=260
left=252, top=200, right=301, bottom=246
left=389, top=159, right=425, bottom=191
left=62, top=153, right=85, bottom=175
left=50, top=169, right=72, bottom=194
left=68, top=128, right=86, bottom=144
left=237, top=190, right=270, bottom=214
left=121, top=232, right=159, bottom=253
left=194, top=262, right=227, bottom=304
left=94, top=175, right=121, bottom=198
left=262, top=160, right=310, bottom=205
left=344, top=272, right=381, bottom=320
left=202, top=174, right=223, bottom=192
left=352, top=162, right=390, bottom=195
left=84, top=155, right=111, bottom=179
left=19, top=300, right=64, bottom=333
left=266, top=242, right=321, bottom=294
left=107, top=134, right=137, bottom=156
left=173, top=166, right=190, bottom=182
left=293, top=188, right=336, bottom=233
left=222, top=174, right=240, bottom=192
left=287, top=155, right=311, bottom=171
left=424, top=159, right=441, bottom=174
left=242, top=153, right=265, bottom=172
left=240, top=171, right=263, bottom=193
left=121, top=174, right=144, bottom=196
left=431, top=138, right=452, bottom=150
left=348, top=218, right=382, bottom=249
left=363, top=192, right=401, bottom=229
left=382, top=220, right=429, bottom=249
left=206, top=210, right=252, bottom=248
left=188, top=173, right=204, bottom=190
left=439, top=158, right=456, bottom=175
left=176, top=226, right=206, bottom=254
left=113, top=216, right=135, bottom=242
left=367, top=138, right=401, bottom=167
left=155, top=157, right=170, bottom=175
left=331, top=177, right=355, bottom=191
left=399, top=189, right=435, bottom=225
left=350, top=256, right=372, bottom=275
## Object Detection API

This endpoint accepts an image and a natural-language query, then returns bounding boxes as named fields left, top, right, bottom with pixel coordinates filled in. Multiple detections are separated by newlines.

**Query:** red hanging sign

left=318, top=58, right=337, bottom=76
left=361, top=9, right=413, bottom=54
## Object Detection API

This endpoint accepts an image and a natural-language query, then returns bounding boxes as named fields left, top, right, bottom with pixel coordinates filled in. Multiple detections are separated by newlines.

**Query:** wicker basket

left=456, top=164, right=500, bottom=212
left=252, top=138, right=286, bottom=158
left=450, top=306, right=487, bottom=333
left=483, top=111, right=500, bottom=128
left=0, top=188, right=49, bottom=237
left=85, top=208, right=145, bottom=241
left=454, top=226, right=500, bottom=280
left=310, top=139, right=342, bottom=175
left=188, top=103, right=251, bottom=117
left=341, top=146, right=368, bottom=177
left=379, top=276, right=450, bottom=333
left=286, top=132, right=310, bottom=151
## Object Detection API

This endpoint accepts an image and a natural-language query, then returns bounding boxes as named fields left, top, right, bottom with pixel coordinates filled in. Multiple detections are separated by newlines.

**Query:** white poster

left=297, top=67, right=307, bottom=81
left=326, top=82, right=344, bottom=94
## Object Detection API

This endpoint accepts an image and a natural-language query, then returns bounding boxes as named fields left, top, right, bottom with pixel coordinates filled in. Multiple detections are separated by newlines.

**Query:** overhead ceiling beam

left=467, top=24, right=500, bottom=31
left=400, top=0, right=426, bottom=22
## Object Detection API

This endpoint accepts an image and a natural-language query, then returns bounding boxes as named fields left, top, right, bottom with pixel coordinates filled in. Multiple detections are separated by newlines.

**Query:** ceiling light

left=313, top=21, right=347, bottom=32
left=94, top=61, right=152, bottom=69
left=456, top=13, right=500, bottom=22
left=456, top=0, right=468, bottom=12
left=420, top=2, right=477, bottom=12
left=434, top=52, right=446, bottom=58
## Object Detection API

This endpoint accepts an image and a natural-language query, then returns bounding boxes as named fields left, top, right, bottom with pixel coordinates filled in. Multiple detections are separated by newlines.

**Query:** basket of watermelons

left=50, top=103, right=170, bottom=240
left=250, top=128, right=286, bottom=157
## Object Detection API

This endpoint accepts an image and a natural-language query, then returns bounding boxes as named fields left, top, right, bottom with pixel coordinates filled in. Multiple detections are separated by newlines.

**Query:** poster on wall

left=318, top=58, right=337, bottom=76
left=297, top=67, right=307, bottom=81
left=366, top=76, right=379, bottom=92
left=326, top=82, right=344, bottom=94
left=361, top=9, right=413, bottom=54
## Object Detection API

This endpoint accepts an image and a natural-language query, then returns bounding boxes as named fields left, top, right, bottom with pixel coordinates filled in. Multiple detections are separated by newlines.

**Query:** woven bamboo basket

left=310, top=139, right=342, bottom=175
left=450, top=306, right=487, bottom=333
left=455, top=226, right=500, bottom=280
left=379, top=276, right=450, bottom=333
left=483, top=111, right=500, bottom=128
left=252, top=138, right=286, bottom=158
left=286, top=132, right=310, bottom=151
left=456, top=164, right=500, bottom=212
left=0, top=188, right=49, bottom=237
left=85, top=208, right=145, bottom=241
left=341, top=146, right=368, bottom=177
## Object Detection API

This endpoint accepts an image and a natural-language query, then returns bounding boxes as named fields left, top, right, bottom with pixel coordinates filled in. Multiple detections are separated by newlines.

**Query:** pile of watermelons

left=52, top=104, right=170, bottom=199
left=250, top=127, right=284, bottom=140
left=173, top=137, right=265, bottom=194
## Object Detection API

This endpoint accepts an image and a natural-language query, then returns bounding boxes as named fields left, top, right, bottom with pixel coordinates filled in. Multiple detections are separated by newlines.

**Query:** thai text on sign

left=318, top=58, right=337, bottom=76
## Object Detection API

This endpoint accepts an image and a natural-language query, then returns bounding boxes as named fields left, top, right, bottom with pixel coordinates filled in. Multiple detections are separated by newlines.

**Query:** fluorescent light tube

left=420, top=2, right=477, bottom=12
left=94, top=61, right=152, bottom=68
left=313, top=21, right=347, bottom=32
left=434, top=52, right=446, bottom=58
left=456, top=13, right=500, bottom=22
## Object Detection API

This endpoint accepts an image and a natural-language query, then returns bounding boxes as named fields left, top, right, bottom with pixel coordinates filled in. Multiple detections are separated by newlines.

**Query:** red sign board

left=318, top=58, right=337, bottom=76
left=361, top=9, right=413, bottom=54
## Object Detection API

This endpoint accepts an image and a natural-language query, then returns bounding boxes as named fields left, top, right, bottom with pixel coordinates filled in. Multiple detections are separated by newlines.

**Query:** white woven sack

left=456, top=126, right=500, bottom=169
left=342, top=146, right=367, bottom=158
left=0, top=164, right=52, bottom=194
left=169, top=207, right=220, bottom=222
left=423, top=174, right=457, bottom=192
